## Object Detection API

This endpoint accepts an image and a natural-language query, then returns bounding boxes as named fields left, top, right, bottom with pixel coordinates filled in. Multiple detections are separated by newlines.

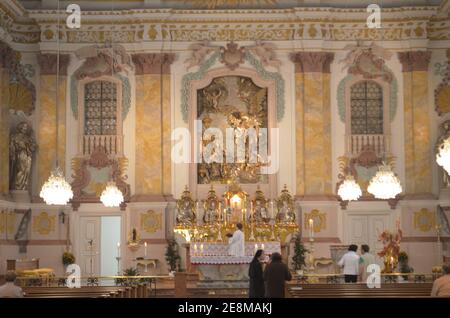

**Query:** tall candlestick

left=144, top=242, right=147, bottom=257
left=270, top=200, right=275, bottom=219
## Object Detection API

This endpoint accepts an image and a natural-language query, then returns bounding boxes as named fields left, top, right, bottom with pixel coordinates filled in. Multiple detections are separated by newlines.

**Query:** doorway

left=77, top=215, right=121, bottom=277
left=344, top=212, right=390, bottom=266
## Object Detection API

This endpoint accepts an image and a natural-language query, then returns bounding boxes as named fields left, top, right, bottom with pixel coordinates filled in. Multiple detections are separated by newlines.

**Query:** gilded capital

left=37, top=54, right=70, bottom=76
left=132, top=53, right=176, bottom=75
left=397, top=51, right=431, bottom=72
left=290, top=52, right=334, bottom=73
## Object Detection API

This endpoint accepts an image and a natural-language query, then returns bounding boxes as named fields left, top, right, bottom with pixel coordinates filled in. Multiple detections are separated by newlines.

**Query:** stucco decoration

left=337, top=147, right=399, bottom=209
left=337, top=44, right=397, bottom=123
left=0, top=42, right=36, bottom=115
left=70, top=146, right=131, bottom=211
left=304, top=209, right=326, bottom=233
left=140, top=210, right=163, bottom=234
left=413, top=208, right=435, bottom=232
left=435, top=49, right=450, bottom=116
left=181, top=41, right=284, bottom=122
left=70, top=44, right=133, bottom=120
left=32, top=212, right=56, bottom=235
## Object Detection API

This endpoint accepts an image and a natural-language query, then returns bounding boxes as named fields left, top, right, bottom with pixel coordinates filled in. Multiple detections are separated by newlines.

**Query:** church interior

left=0, top=0, right=450, bottom=299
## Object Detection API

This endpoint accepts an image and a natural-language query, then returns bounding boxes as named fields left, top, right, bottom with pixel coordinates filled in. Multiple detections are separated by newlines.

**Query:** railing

left=349, top=134, right=386, bottom=156
left=83, top=135, right=121, bottom=155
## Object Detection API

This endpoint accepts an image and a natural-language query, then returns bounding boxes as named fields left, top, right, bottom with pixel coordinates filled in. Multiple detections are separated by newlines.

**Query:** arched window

left=350, top=81, right=383, bottom=135
left=84, top=80, right=117, bottom=136
left=79, top=77, right=123, bottom=156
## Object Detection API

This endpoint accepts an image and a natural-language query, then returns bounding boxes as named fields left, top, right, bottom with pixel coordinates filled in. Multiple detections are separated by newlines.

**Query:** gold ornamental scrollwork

left=32, top=212, right=56, bottom=235
left=140, top=210, right=162, bottom=234
left=304, top=209, right=327, bottom=233
left=413, top=208, right=435, bottom=232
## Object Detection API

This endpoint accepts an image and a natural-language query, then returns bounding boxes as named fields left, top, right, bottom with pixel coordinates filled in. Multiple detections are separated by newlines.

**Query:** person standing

left=263, top=252, right=292, bottom=298
left=0, top=272, right=24, bottom=298
left=431, top=264, right=450, bottom=297
left=228, top=223, right=245, bottom=257
left=248, top=249, right=265, bottom=298
left=338, top=244, right=360, bottom=283
left=359, top=244, right=376, bottom=282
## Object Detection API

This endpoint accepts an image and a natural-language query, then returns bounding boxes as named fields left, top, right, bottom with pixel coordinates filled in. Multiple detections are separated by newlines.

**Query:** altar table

left=189, top=242, right=281, bottom=282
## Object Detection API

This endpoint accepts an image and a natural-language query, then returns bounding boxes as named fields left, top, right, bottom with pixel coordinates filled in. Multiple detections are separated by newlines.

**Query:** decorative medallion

left=140, top=210, right=162, bottom=234
left=32, top=212, right=56, bottom=235
left=220, top=42, right=245, bottom=70
left=413, top=208, right=435, bottom=232
left=304, top=209, right=326, bottom=233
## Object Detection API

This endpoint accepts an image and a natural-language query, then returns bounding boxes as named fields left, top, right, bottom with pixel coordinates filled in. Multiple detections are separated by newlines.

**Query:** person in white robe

left=228, top=223, right=245, bottom=257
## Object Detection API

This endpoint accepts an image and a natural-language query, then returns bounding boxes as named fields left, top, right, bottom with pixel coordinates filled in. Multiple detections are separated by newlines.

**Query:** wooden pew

left=285, top=282, right=433, bottom=298
left=23, top=285, right=149, bottom=298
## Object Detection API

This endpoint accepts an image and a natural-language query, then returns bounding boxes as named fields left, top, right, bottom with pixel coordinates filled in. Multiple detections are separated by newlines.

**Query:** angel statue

left=9, top=121, right=37, bottom=191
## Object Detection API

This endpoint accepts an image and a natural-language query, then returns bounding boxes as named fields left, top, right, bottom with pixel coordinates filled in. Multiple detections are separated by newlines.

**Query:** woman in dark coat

left=263, top=252, right=292, bottom=298
left=248, top=249, right=265, bottom=298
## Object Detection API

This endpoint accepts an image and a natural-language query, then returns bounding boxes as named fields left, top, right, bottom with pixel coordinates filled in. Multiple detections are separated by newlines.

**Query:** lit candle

left=390, top=256, right=394, bottom=266
left=309, top=218, right=314, bottom=238
left=144, top=242, right=147, bottom=258
left=261, top=243, right=265, bottom=250
left=254, top=243, right=258, bottom=252
left=117, top=242, right=120, bottom=258
left=200, top=243, right=204, bottom=255
left=194, top=243, right=198, bottom=255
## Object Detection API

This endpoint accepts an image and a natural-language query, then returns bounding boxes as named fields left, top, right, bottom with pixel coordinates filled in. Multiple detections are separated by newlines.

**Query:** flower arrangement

left=378, top=221, right=403, bottom=273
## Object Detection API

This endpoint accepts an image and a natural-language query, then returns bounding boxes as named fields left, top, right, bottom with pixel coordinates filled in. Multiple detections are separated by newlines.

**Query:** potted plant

left=115, top=267, right=140, bottom=286
left=291, top=233, right=308, bottom=275
left=165, top=238, right=181, bottom=273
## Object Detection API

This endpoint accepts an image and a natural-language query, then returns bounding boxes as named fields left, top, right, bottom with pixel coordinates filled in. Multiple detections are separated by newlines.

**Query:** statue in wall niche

left=9, top=121, right=36, bottom=191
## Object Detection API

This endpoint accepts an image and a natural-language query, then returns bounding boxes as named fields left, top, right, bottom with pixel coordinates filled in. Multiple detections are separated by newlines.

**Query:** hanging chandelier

left=436, top=136, right=450, bottom=175
left=100, top=181, right=124, bottom=207
left=338, top=175, right=362, bottom=201
left=40, top=167, right=73, bottom=205
left=367, top=163, right=402, bottom=199
left=40, top=0, right=73, bottom=206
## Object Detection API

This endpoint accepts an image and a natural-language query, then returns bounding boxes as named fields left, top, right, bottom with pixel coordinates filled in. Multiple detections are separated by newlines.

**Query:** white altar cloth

left=190, top=242, right=281, bottom=265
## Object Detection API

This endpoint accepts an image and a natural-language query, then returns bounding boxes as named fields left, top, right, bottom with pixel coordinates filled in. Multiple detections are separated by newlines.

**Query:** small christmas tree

left=165, top=238, right=181, bottom=272
left=291, top=233, right=308, bottom=271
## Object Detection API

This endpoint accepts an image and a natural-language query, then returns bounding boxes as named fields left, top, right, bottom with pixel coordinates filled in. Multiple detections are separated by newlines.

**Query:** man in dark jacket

left=263, top=252, right=292, bottom=298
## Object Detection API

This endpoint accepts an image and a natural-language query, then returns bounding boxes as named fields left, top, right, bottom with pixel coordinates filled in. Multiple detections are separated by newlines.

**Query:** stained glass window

left=84, top=81, right=117, bottom=135
left=350, top=81, right=383, bottom=135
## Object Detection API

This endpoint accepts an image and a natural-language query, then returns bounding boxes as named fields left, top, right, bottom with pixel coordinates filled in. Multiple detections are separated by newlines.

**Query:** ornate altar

left=174, top=183, right=298, bottom=244
left=174, top=183, right=298, bottom=280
